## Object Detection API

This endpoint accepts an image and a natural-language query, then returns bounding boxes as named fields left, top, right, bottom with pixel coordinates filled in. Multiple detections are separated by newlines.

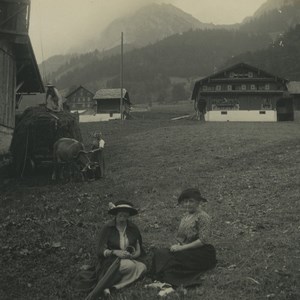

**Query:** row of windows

left=202, top=84, right=271, bottom=91
left=229, top=71, right=254, bottom=78
left=70, top=103, right=94, bottom=108
left=211, top=104, right=273, bottom=111
left=71, top=96, right=92, bottom=102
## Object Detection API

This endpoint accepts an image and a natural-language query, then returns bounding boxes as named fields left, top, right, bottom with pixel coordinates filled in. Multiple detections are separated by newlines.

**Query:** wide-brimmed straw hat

left=108, top=200, right=138, bottom=216
left=178, top=188, right=207, bottom=204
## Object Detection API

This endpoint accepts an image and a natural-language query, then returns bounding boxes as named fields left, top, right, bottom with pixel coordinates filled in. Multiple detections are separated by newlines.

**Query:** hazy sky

left=29, top=0, right=266, bottom=62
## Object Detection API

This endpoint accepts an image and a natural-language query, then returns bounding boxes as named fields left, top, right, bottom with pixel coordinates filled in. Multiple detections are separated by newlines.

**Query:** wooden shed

left=191, top=63, right=293, bottom=122
left=93, top=88, right=131, bottom=121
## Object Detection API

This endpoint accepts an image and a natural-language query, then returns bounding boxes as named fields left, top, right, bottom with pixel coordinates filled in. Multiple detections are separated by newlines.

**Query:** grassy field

left=1, top=105, right=300, bottom=300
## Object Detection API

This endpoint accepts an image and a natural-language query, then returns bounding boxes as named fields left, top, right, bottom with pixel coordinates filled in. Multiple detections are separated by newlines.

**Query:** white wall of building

left=206, top=110, right=277, bottom=122
left=79, top=113, right=121, bottom=123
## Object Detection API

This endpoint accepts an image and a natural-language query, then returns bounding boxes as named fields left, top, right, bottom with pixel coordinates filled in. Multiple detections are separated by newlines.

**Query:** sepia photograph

left=0, top=0, right=299, bottom=299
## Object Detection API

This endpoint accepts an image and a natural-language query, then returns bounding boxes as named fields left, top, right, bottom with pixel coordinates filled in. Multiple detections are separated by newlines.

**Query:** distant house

left=65, top=86, right=95, bottom=112
left=93, top=88, right=131, bottom=120
left=191, top=62, right=293, bottom=122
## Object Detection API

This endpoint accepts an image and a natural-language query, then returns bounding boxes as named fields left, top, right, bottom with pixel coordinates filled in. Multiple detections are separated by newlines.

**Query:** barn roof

left=287, top=81, right=300, bottom=94
left=15, top=36, right=45, bottom=94
left=93, top=88, right=129, bottom=101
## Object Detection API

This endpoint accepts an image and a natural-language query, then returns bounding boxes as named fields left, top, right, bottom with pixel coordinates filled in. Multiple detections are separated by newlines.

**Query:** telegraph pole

left=120, top=32, right=124, bottom=120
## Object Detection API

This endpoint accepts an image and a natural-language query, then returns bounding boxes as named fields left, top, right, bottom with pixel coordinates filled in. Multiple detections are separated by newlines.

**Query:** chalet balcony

left=208, top=78, right=285, bottom=83
left=200, top=90, right=286, bottom=95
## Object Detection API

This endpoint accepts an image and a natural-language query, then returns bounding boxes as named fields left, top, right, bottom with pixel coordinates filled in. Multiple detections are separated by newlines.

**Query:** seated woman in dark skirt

left=74, top=201, right=147, bottom=300
left=151, top=188, right=216, bottom=289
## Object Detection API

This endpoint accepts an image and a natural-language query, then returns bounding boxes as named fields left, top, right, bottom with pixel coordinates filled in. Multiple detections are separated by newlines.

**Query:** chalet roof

left=287, top=81, right=300, bottom=94
left=15, top=36, right=45, bottom=94
left=65, top=85, right=94, bottom=99
left=191, top=62, right=288, bottom=100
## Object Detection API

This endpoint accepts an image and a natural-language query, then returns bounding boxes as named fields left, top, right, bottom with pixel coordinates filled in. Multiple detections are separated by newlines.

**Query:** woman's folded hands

left=113, top=250, right=132, bottom=259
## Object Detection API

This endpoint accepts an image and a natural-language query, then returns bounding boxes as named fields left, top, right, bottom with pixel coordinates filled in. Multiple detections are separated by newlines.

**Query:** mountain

left=252, top=0, right=297, bottom=18
left=241, top=0, right=300, bottom=38
left=224, top=24, right=300, bottom=80
left=97, top=3, right=217, bottom=50
left=41, top=44, right=135, bottom=82
left=43, top=1, right=300, bottom=103
left=40, top=3, right=220, bottom=78
left=39, top=54, right=75, bottom=80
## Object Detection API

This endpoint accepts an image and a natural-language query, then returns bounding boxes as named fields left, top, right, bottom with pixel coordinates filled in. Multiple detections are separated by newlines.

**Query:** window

left=216, top=85, right=221, bottom=91
left=229, top=72, right=234, bottom=78
left=221, top=111, right=228, bottom=115
left=248, top=72, right=253, bottom=78
left=241, top=84, right=247, bottom=90
left=259, top=111, right=266, bottom=114
left=251, top=84, right=256, bottom=90
left=227, top=85, right=232, bottom=91
left=265, top=84, right=270, bottom=90
left=202, top=85, right=207, bottom=91
left=110, top=112, right=114, bottom=117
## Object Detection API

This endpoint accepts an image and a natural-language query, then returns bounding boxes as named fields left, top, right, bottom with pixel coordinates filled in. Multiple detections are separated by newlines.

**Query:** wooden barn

left=0, top=0, right=44, bottom=159
left=65, top=85, right=95, bottom=111
left=93, top=88, right=131, bottom=121
left=191, top=63, right=293, bottom=122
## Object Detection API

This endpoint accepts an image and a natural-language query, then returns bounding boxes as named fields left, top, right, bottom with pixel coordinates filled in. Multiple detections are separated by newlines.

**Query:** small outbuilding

left=191, top=62, right=293, bottom=122
left=93, top=88, right=131, bottom=121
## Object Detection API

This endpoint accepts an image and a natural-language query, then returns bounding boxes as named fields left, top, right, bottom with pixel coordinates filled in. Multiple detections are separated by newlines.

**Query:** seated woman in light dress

left=150, top=188, right=216, bottom=290
left=74, top=201, right=147, bottom=299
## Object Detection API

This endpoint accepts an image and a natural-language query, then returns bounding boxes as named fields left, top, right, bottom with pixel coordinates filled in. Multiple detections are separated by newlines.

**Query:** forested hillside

left=225, top=25, right=300, bottom=80
left=53, top=29, right=271, bottom=103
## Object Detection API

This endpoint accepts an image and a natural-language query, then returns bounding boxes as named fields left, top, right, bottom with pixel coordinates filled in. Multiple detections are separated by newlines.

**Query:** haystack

left=11, top=105, right=82, bottom=175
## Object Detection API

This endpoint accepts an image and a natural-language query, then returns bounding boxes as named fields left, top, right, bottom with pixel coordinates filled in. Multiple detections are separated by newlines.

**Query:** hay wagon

left=11, top=106, right=82, bottom=176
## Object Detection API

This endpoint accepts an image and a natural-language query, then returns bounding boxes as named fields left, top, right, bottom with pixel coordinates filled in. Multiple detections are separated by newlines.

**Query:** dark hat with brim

left=108, top=201, right=138, bottom=216
left=178, top=188, right=207, bottom=204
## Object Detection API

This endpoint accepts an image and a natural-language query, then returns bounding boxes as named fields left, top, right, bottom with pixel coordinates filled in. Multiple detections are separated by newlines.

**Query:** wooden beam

left=0, top=29, right=28, bottom=36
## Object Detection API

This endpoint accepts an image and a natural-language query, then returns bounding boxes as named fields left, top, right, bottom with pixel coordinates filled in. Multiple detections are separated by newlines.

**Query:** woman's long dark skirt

left=151, top=245, right=216, bottom=287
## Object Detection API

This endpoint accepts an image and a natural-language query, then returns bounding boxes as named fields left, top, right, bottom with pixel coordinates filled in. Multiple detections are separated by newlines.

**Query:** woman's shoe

left=158, top=287, right=175, bottom=297
left=145, top=281, right=169, bottom=289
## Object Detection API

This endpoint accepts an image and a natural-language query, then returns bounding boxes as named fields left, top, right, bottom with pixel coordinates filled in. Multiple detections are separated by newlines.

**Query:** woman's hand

left=113, top=250, right=132, bottom=259
left=170, top=244, right=184, bottom=252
